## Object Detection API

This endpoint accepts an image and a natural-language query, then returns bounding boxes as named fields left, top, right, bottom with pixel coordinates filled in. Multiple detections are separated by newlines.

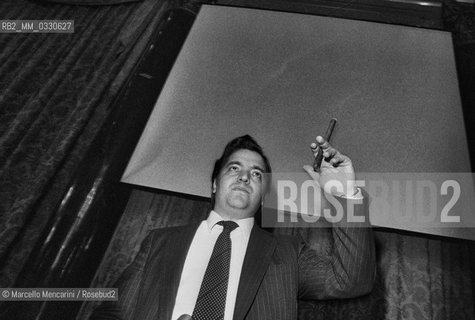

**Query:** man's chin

left=227, top=199, right=249, bottom=210
left=227, top=199, right=262, bottom=215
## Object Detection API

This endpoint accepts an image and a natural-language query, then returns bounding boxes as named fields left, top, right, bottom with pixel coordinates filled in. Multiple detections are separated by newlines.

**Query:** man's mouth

left=232, top=186, right=250, bottom=194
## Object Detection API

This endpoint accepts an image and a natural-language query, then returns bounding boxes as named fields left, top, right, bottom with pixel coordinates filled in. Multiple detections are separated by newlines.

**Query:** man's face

left=213, top=149, right=266, bottom=220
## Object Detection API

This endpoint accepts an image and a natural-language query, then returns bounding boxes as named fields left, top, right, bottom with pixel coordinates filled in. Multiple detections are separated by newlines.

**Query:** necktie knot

left=217, top=220, right=238, bottom=233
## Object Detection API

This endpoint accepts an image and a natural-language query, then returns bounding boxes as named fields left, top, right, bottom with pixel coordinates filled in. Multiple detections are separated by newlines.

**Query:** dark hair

left=211, top=135, right=272, bottom=205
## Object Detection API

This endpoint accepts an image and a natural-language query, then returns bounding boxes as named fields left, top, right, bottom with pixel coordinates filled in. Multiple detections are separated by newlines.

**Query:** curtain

left=299, top=232, right=474, bottom=319
left=0, top=0, right=177, bottom=288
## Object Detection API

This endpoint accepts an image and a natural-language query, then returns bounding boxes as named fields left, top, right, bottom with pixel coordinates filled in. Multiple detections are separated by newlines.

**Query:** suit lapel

left=233, top=226, right=276, bottom=320
left=156, top=224, right=199, bottom=320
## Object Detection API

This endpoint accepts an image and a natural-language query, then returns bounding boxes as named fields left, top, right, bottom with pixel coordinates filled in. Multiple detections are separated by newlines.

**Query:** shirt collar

left=206, top=210, right=254, bottom=236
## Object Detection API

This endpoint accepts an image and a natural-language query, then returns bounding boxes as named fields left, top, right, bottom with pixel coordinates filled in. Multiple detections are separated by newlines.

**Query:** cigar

left=313, top=118, right=337, bottom=172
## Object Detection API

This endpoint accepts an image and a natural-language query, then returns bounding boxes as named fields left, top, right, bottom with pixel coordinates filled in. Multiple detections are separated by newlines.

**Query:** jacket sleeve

left=297, top=193, right=376, bottom=300
left=89, top=232, right=153, bottom=320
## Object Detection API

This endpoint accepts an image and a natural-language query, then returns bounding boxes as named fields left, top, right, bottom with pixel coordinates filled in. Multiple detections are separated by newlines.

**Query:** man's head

left=211, top=135, right=272, bottom=220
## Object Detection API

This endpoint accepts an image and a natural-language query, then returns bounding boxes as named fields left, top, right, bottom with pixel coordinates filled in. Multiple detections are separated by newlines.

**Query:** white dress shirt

left=171, top=211, right=254, bottom=320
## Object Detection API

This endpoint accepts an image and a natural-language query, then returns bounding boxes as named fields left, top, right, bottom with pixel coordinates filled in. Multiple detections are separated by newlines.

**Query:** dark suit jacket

left=91, top=198, right=375, bottom=320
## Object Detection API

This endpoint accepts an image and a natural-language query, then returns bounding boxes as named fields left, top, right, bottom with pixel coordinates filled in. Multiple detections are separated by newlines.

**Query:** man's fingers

left=310, top=136, right=332, bottom=160
left=311, top=136, right=351, bottom=167
left=328, top=152, right=345, bottom=165
left=310, top=136, right=330, bottom=150
left=315, top=136, right=330, bottom=149
left=323, top=148, right=337, bottom=160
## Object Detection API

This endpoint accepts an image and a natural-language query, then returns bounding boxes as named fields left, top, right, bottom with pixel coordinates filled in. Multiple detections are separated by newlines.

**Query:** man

left=91, top=135, right=375, bottom=320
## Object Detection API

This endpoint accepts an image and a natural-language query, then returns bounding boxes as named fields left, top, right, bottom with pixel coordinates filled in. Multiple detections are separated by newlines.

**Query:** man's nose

left=238, top=171, right=250, bottom=183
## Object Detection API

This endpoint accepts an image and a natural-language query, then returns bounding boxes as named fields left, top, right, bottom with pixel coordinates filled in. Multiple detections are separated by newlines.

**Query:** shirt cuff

left=339, top=187, right=363, bottom=200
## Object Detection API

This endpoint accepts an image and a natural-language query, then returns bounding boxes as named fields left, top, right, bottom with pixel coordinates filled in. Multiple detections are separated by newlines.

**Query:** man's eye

left=229, top=165, right=239, bottom=172
left=252, top=171, right=262, bottom=179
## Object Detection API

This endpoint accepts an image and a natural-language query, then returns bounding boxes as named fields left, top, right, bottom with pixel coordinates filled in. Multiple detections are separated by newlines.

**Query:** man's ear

left=212, top=179, right=217, bottom=193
